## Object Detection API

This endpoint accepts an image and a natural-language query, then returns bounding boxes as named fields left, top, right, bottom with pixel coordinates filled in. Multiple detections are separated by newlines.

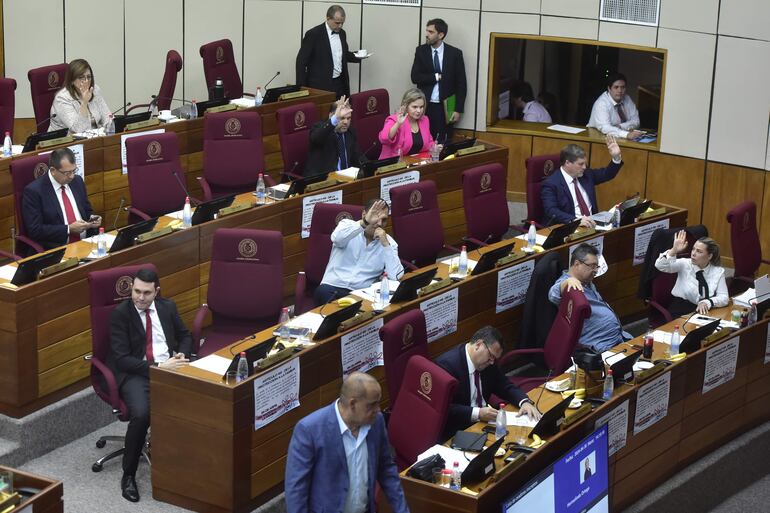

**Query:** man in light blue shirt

left=548, top=244, right=631, bottom=353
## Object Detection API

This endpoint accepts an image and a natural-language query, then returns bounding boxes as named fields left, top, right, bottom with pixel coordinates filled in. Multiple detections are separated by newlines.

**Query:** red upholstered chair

left=525, top=153, right=560, bottom=227
left=0, top=78, right=17, bottom=138
left=127, top=50, right=183, bottom=114
left=726, top=201, right=769, bottom=295
left=28, top=63, right=68, bottom=132
left=380, top=308, right=428, bottom=407
left=390, top=180, right=459, bottom=269
left=294, top=203, right=362, bottom=315
left=125, top=132, right=190, bottom=223
left=194, top=229, right=283, bottom=357
left=461, top=163, right=521, bottom=247
left=7, top=154, right=49, bottom=258
left=499, top=288, right=591, bottom=393
left=388, top=355, right=458, bottom=470
left=350, top=88, right=389, bottom=160
left=87, top=264, right=157, bottom=472
left=199, top=110, right=272, bottom=200
left=276, top=102, right=319, bottom=180
left=199, top=39, right=248, bottom=100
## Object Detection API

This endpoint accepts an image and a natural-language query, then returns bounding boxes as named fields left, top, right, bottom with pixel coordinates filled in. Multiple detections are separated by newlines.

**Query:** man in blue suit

left=540, top=135, right=623, bottom=228
left=22, top=147, right=100, bottom=250
left=285, top=372, right=409, bottom=513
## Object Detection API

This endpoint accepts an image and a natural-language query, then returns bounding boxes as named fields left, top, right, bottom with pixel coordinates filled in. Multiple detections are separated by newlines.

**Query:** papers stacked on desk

left=547, top=124, right=585, bottom=134
left=417, top=445, right=472, bottom=471
left=335, top=167, right=360, bottom=179
left=732, top=275, right=769, bottom=307
left=230, top=97, right=256, bottom=108
left=0, top=264, right=17, bottom=282
left=287, top=312, right=325, bottom=333
left=190, top=354, right=232, bottom=376
left=351, top=280, right=399, bottom=304
left=498, top=411, right=538, bottom=428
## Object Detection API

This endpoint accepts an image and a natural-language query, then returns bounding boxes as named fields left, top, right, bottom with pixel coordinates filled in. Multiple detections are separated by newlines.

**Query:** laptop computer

left=610, top=349, right=643, bottom=386
left=108, top=218, right=159, bottom=253
left=312, top=300, right=362, bottom=341
left=262, top=85, right=301, bottom=104
left=620, top=199, right=653, bottom=226
left=357, top=156, right=400, bottom=179
left=439, top=138, right=477, bottom=160
left=460, top=436, right=506, bottom=485
left=22, top=128, right=69, bottom=153
left=541, top=219, right=581, bottom=250
left=389, top=268, right=438, bottom=303
left=222, top=337, right=276, bottom=380
left=114, top=111, right=152, bottom=133
left=591, top=194, right=640, bottom=225
left=529, top=393, right=574, bottom=439
left=11, top=248, right=67, bottom=286
left=679, top=318, right=721, bottom=354
left=191, top=194, right=236, bottom=226
left=471, top=242, right=516, bottom=276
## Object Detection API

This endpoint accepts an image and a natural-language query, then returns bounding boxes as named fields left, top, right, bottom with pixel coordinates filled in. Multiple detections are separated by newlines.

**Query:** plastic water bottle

left=380, top=272, right=390, bottom=307
left=495, top=403, right=507, bottom=440
left=182, top=196, right=192, bottom=228
left=602, top=369, right=614, bottom=400
left=105, top=114, right=115, bottom=135
left=397, top=147, right=403, bottom=162
left=527, top=221, right=537, bottom=249
left=278, top=307, right=291, bottom=342
left=450, top=461, right=462, bottom=491
left=458, top=246, right=468, bottom=277
left=190, top=100, right=198, bottom=119
left=255, top=87, right=264, bottom=106
left=611, top=203, right=621, bottom=228
left=670, top=325, right=681, bottom=356
left=255, top=173, right=266, bottom=204
left=236, top=351, right=249, bottom=383
left=748, top=300, right=758, bottom=325
left=2, top=131, right=12, bottom=157
left=96, top=227, right=107, bottom=257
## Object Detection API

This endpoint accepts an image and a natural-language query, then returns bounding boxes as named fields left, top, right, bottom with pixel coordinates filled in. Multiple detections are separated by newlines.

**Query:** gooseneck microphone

left=110, top=102, right=133, bottom=117
left=262, top=71, right=281, bottom=91
left=171, top=170, right=198, bottom=206
left=111, top=197, right=126, bottom=231
left=34, top=113, right=58, bottom=133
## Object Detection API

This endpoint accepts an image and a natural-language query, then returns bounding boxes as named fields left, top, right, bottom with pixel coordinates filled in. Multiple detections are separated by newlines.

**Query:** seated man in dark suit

left=305, top=95, right=363, bottom=177
left=107, top=268, right=191, bottom=503
left=435, top=325, right=542, bottom=441
left=540, top=135, right=622, bottom=228
left=22, top=147, right=101, bottom=249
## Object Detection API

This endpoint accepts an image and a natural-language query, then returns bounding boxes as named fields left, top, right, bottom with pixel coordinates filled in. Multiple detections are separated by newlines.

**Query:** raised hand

left=671, top=230, right=688, bottom=255
left=335, top=95, right=352, bottom=119
left=396, top=106, right=407, bottom=125
left=606, top=134, right=621, bottom=160
left=364, top=199, right=388, bottom=226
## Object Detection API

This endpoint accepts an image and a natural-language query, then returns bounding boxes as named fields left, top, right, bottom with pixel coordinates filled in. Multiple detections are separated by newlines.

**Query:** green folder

left=444, top=94, right=456, bottom=122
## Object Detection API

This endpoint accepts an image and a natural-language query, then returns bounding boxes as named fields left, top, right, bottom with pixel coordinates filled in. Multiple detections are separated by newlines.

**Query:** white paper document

left=496, top=260, right=535, bottom=313
left=335, top=167, right=360, bottom=179
left=633, top=219, right=670, bottom=266
left=420, top=288, right=459, bottom=343
left=633, top=371, right=671, bottom=435
left=515, top=233, right=547, bottom=245
left=288, top=312, right=325, bottom=333
left=702, top=336, right=739, bottom=394
left=301, top=190, right=343, bottom=238
left=380, top=170, right=420, bottom=207
left=350, top=279, right=400, bottom=304
left=416, top=445, right=472, bottom=471
left=0, top=264, right=18, bottom=281
left=189, top=354, right=232, bottom=376
left=595, top=399, right=629, bottom=456
left=502, top=411, right=538, bottom=428
left=230, top=97, right=256, bottom=108
left=547, top=124, right=585, bottom=134
left=253, top=358, right=301, bottom=430
left=340, top=318, right=384, bottom=378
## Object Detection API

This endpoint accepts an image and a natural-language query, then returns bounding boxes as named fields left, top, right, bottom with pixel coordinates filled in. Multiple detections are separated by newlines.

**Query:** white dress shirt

left=320, top=219, right=404, bottom=291
left=430, top=43, right=444, bottom=103
left=48, top=172, right=85, bottom=240
left=654, top=253, right=729, bottom=308
left=560, top=168, right=592, bottom=217
left=326, top=24, right=343, bottom=79
left=135, top=301, right=170, bottom=363
left=465, top=346, right=483, bottom=422
left=334, top=399, right=370, bottom=513
left=587, top=91, right=640, bottom=138
left=523, top=100, right=552, bottom=123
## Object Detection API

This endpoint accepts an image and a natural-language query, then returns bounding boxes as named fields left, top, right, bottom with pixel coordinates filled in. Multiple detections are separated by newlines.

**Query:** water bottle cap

left=499, top=403, right=505, bottom=408
left=185, top=196, right=190, bottom=203
left=383, top=272, right=387, bottom=277
left=99, top=227, right=104, bottom=233
left=461, top=245, right=467, bottom=251
left=607, top=369, right=613, bottom=375
left=240, top=351, right=246, bottom=356
left=453, top=461, right=459, bottom=467
left=530, top=221, right=535, bottom=225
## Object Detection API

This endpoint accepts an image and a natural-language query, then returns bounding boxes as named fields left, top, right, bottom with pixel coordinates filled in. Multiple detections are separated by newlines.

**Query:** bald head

left=338, top=372, right=381, bottom=429
left=340, top=372, right=380, bottom=401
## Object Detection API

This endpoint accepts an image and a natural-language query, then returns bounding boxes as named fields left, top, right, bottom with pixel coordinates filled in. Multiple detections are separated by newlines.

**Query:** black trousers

left=331, top=76, right=348, bottom=99
left=427, top=101, right=451, bottom=143
left=120, top=374, right=150, bottom=477
left=668, top=296, right=698, bottom=318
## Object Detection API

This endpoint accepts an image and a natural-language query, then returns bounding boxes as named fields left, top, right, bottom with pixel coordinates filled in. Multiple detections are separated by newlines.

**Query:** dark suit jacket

left=540, top=160, right=623, bottom=225
left=410, top=43, right=467, bottom=114
left=285, top=402, right=409, bottom=513
left=296, top=23, right=361, bottom=97
left=107, top=297, right=192, bottom=388
left=22, top=173, right=95, bottom=250
left=305, top=120, right=363, bottom=177
left=435, top=344, right=528, bottom=440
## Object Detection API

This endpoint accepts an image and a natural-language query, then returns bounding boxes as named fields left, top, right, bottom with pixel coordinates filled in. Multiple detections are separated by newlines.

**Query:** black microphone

left=110, top=102, right=132, bottom=117
left=262, top=71, right=281, bottom=91
left=284, top=161, right=300, bottom=181
left=35, top=113, right=58, bottom=133
left=359, top=141, right=378, bottom=163
left=603, top=348, right=628, bottom=367
left=171, top=170, right=197, bottom=205
left=533, top=370, right=554, bottom=412
left=111, top=197, right=126, bottom=231
left=151, top=94, right=191, bottom=106
left=543, top=213, right=558, bottom=228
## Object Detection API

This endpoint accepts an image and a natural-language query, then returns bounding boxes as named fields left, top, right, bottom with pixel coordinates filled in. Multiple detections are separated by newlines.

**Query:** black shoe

left=121, top=474, right=140, bottom=502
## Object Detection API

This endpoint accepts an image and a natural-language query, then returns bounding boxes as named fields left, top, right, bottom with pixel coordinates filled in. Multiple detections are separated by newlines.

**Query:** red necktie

left=615, top=103, right=627, bottom=123
left=473, top=370, right=483, bottom=407
left=60, top=185, right=80, bottom=243
left=572, top=179, right=591, bottom=216
left=145, top=309, right=154, bottom=363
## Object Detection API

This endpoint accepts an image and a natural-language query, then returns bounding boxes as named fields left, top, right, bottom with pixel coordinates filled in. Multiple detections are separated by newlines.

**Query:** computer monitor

left=11, top=248, right=67, bottom=286
left=108, top=218, right=159, bottom=253
left=389, top=268, right=438, bottom=303
left=357, top=156, right=400, bottom=179
left=195, top=98, right=230, bottom=117
left=460, top=435, right=506, bottom=485
left=114, top=111, right=152, bottom=133
left=502, top=424, right=610, bottom=513
left=262, top=85, right=301, bottom=104
left=285, top=173, right=330, bottom=196
left=471, top=242, right=516, bottom=276
left=191, top=194, right=236, bottom=226
left=22, top=128, right=69, bottom=153
left=679, top=318, right=721, bottom=354
left=440, top=137, right=477, bottom=160
left=620, top=199, right=653, bottom=226
left=312, top=300, right=362, bottom=341
left=222, top=337, right=276, bottom=379
left=541, top=219, right=581, bottom=250
left=529, top=393, right=574, bottom=439
left=610, top=349, right=642, bottom=386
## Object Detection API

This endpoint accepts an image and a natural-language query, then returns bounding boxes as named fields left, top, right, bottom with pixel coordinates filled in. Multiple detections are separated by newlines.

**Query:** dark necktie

left=572, top=179, right=591, bottom=216
left=433, top=49, right=441, bottom=73
left=696, top=270, right=709, bottom=300
left=615, top=103, right=627, bottom=123
left=336, top=132, right=348, bottom=170
left=473, top=370, right=483, bottom=407
left=145, top=309, right=154, bottom=363
left=60, top=185, right=80, bottom=243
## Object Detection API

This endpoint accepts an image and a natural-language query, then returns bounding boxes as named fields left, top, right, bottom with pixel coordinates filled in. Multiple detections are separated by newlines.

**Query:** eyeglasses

left=578, top=260, right=600, bottom=271
left=481, top=341, right=501, bottom=364
left=54, top=167, right=78, bottom=177
left=76, top=74, right=92, bottom=82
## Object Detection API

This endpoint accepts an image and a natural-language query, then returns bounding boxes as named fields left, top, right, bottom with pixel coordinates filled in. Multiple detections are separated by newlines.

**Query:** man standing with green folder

left=410, top=18, right=467, bottom=142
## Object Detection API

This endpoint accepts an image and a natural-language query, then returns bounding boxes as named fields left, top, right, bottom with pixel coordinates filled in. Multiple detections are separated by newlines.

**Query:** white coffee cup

left=159, top=110, right=172, bottom=119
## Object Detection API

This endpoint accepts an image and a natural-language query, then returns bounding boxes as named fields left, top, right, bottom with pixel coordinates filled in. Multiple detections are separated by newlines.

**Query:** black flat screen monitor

left=114, top=111, right=152, bottom=133
left=196, top=98, right=230, bottom=117
left=358, top=156, right=400, bottom=178
left=262, top=85, right=301, bottom=104
left=679, top=318, right=721, bottom=354
left=191, top=195, right=235, bottom=226
left=389, top=268, right=438, bottom=303
left=529, top=393, right=574, bottom=439
left=610, top=350, right=642, bottom=386
left=11, top=248, right=67, bottom=286
left=286, top=173, right=329, bottom=196
left=471, top=242, right=516, bottom=276
left=620, top=199, right=653, bottom=226
left=460, top=436, right=506, bottom=485
left=541, top=219, right=581, bottom=250
left=108, top=218, right=159, bottom=253
left=440, top=138, right=477, bottom=160
left=222, top=337, right=276, bottom=379
left=22, top=128, right=69, bottom=153
left=312, top=300, right=362, bottom=341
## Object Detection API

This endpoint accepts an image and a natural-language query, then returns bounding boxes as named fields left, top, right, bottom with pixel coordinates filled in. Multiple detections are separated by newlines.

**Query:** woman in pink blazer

left=378, top=88, right=440, bottom=159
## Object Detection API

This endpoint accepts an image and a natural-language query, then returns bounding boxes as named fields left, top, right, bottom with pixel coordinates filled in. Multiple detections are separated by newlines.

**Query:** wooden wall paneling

left=759, top=173, right=770, bottom=276
left=646, top=152, right=706, bottom=222
left=591, top=143, right=648, bottom=212
left=532, top=136, right=590, bottom=159
left=472, top=132, right=532, bottom=200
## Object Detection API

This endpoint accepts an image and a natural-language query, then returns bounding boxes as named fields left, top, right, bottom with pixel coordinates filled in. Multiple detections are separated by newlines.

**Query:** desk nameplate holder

left=375, top=162, right=408, bottom=175
left=218, top=202, right=253, bottom=218
left=455, top=144, right=486, bottom=157
left=701, top=328, right=733, bottom=348
left=637, top=207, right=667, bottom=221
left=279, top=90, right=310, bottom=101
left=636, top=363, right=668, bottom=384
left=255, top=347, right=294, bottom=370
left=37, top=135, right=74, bottom=149
left=39, top=257, right=79, bottom=278
left=137, top=226, right=173, bottom=243
left=126, top=118, right=161, bottom=131
left=339, top=311, right=377, bottom=333
left=496, top=251, right=527, bottom=267
left=564, top=227, right=596, bottom=243
left=419, top=278, right=452, bottom=296
left=206, top=104, right=238, bottom=114
left=305, top=179, right=339, bottom=193
left=562, top=403, right=593, bottom=428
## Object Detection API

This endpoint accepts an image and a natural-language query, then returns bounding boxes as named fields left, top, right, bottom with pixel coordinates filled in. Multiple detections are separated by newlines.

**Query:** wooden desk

left=0, top=142, right=508, bottom=418
left=395, top=311, right=770, bottom=513
left=149, top=205, right=687, bottom=513
left=0, top=466, right=63, bottom=513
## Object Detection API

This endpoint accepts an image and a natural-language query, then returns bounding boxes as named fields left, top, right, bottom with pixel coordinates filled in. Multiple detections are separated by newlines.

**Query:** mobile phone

left=482, top=425, right=496, bottom=435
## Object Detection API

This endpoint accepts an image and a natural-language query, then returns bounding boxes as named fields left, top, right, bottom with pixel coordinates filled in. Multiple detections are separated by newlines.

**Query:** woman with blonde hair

left=378, top=87, right=440, bottom=159
left=49, top=59, right=112, bottom=133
